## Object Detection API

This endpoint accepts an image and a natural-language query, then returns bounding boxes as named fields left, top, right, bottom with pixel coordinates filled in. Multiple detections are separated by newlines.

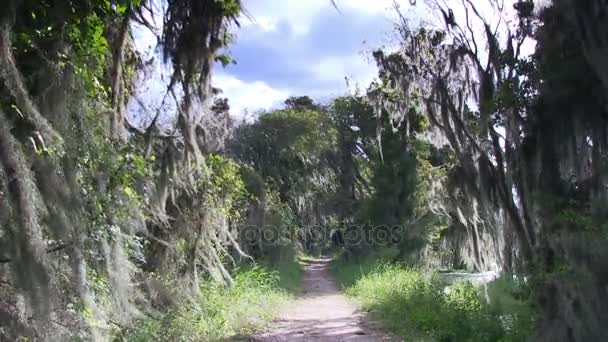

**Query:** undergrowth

left=332, top=253, right=535, bottom=341
left=118, top=257, right=301, bottom=341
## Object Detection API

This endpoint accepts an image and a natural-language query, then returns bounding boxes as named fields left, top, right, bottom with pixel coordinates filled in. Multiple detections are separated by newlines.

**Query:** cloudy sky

left=131, top=0, right=544, bottom=123
left=214, top=0, right=410, bottom=117
left=213, top=0, right=551, bottom=118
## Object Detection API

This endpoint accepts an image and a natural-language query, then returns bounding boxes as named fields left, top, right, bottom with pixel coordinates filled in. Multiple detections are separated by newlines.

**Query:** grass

left=118, top=256, right=302, bottom=341
left=296, top=254, right=318, bottom=263
left=332, top=253, right=535, bottom=341
left=265, top=251, right=304, bottom=294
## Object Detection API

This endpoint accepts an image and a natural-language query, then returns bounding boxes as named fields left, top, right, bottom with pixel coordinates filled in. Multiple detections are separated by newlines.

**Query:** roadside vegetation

left=119, top=256, right=301, bottom=341
left=332, top=251, right=535, bottom=341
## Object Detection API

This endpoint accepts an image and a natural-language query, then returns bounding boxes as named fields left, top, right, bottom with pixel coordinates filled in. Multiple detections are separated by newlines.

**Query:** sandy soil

left=248, top=258, right=399, bottom=341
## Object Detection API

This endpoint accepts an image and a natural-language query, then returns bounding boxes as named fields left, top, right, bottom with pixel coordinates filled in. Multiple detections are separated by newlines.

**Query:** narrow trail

left=250, top=258, right=398, bottom=341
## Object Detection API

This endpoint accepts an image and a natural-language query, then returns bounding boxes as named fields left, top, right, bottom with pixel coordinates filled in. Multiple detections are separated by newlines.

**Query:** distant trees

left=229, top=98, right=338, bottom=254
left=228, top=93, right=445, bottom=258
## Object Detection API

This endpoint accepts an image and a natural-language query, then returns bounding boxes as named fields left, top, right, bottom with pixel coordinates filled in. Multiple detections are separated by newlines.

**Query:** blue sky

left=214, top=0, right=403, bottom=117
left=129, top=0, right=421, bottom=123
left=213, top=0, right=548, bottom=119
left=129, top=0, right=543, bottom=123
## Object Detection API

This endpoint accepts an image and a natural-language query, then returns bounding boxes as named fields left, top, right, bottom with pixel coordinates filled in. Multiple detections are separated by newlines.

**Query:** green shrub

left=331, top=247, right=400, bottom=287
left=118, top=258, right=301, bottom=342
left=333, top=257, right=535, bottom=341
left=483, top=275, right=537, bottom=341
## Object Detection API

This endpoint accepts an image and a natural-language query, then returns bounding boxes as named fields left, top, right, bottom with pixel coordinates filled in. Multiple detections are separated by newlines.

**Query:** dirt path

left=250, top=258, right=398, bottom=341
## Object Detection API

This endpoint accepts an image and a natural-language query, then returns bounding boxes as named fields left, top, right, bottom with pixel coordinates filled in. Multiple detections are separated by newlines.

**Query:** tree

left=229, top=102, right=338, bottom=253
left=374, top=0, right=608, bottom=338
left=0, top=0, right=250, bottom=339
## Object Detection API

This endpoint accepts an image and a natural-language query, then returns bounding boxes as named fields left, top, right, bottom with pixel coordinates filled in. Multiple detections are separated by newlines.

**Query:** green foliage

left=230, top=103, right=340, bottom=255
left=75, top=105, right=151, bottom=236
left=215, top=53, right=236, bottom=67
left=484, top=275, right=537, bottom=341
left=284, top=96, right=318, bottom=111
left=205, top=154, right=249, bottom=217
left=353, top=111, right=417, bottom=227
left=260, top=248, right=303, bottom=293
left=542, top=193, right=608, bottom=238
left=11, top=0, right=123, bottom=99
left=333, top=256, right=535, bottom=341
left=66, top=11, right=109, bottom=97
left=215, top=0, right=242, bottom=17
left=350, top=107, right=446, bottom=255
left=232, top=108, right=336, bottom=188
left=331, top=247, right=401, bottom=287
left=119, top=259, right=301, bottom=341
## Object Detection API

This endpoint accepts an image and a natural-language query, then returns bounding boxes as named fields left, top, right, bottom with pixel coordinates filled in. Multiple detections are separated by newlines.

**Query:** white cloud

left=241, top=0, right=399, bottom=37
left=340, top=0, right=397, bottom=14
left=226, top=0, right=398, bottom=106
left=241, top=0, right=326, bottom=36
left=309, top=54, right=377, bottom=89
left=214, top=73, right=290, bottom=119
left=241, top=15, right=277, bottom=33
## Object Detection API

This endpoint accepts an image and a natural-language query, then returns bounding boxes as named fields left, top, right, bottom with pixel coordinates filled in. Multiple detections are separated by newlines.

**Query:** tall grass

left=332, top=255, right=535, bottom=341
left=118, top=257, right=302, bottom=341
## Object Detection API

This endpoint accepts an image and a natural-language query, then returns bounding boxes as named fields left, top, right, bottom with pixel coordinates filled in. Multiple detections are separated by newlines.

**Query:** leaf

left=123, top=186, right=137, bottom=200
left=215, top=54, right=234, bottom=67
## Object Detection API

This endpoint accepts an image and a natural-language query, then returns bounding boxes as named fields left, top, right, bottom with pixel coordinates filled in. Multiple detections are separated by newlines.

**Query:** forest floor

left=246, top=258, right=398, bottom=341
